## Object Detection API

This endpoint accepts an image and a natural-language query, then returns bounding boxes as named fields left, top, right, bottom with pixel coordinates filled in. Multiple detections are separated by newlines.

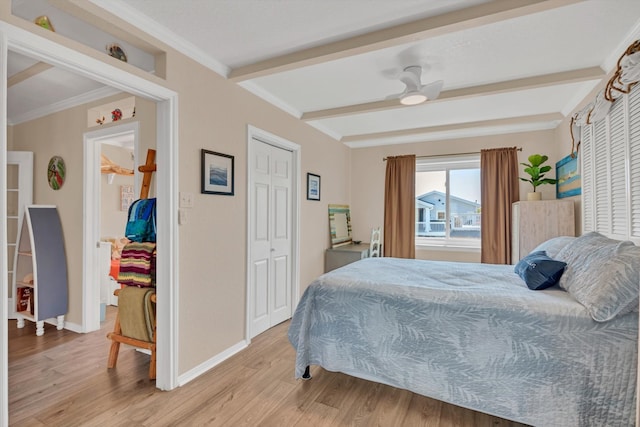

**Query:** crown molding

left=89, top=0, right=230, bottom=78
left=8, top=86, right=121, bottom=125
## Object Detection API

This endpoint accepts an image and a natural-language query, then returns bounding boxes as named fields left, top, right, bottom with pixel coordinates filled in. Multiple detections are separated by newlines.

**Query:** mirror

left=329, top=204, right=352, bottom=247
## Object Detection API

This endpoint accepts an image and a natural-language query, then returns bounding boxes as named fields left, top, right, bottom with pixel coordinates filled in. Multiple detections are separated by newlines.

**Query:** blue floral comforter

left=288, top=257, right=637, bottom=426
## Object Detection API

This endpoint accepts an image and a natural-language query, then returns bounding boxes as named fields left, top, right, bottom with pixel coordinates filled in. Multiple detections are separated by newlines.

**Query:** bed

left=288, top=233, right=639, bottom=426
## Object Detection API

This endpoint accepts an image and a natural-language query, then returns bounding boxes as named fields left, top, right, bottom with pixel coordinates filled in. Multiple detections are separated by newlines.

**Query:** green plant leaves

left=520, top=154, right=556, bottom=191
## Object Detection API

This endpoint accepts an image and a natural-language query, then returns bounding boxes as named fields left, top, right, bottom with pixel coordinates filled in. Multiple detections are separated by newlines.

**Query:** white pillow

left=555, top=232, right=640, bottom=322
left=530, top=236, right=576, bottom=259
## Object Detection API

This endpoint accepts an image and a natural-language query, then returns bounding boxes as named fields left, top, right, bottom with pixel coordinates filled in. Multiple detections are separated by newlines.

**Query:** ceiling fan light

left=400, top=92, right=427, bottom=105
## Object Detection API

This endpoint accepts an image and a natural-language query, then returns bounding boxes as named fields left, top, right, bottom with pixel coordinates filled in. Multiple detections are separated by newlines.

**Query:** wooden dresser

left=511, top=200, right=575, bottom=263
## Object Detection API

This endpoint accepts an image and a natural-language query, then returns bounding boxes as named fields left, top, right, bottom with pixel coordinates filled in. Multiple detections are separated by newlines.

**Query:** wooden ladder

left=106, top=148, right=158, bottom=379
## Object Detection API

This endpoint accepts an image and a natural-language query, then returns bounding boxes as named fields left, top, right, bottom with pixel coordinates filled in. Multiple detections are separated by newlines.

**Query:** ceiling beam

left=302, top=66, right=604, bottom=121
left=7, top=61, right=53, bottom=87
left=340, top=113, right=565, bottom=143
left=229, top=0, right=584, bottom=82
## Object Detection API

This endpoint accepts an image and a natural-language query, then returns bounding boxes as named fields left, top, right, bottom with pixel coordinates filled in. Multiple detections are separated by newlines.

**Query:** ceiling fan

left=387, top=65, right=444, bottom=106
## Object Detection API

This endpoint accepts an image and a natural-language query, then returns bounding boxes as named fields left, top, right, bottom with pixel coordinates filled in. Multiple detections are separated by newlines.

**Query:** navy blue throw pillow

left=515, top=251, right=567, bottom=290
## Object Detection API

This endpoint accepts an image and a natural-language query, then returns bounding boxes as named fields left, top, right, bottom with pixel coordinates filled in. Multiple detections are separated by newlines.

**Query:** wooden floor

left=9, top=308, right=529, bottom=426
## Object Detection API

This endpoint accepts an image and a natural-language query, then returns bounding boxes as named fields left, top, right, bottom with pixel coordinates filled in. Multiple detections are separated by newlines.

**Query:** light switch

left=179, top=192, right=194, bottom=208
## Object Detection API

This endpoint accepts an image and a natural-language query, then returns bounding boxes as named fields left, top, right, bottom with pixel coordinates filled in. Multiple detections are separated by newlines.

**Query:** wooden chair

left=107, top=288, right=157, bottom=379
left=370, top=227, right=382, bottom=257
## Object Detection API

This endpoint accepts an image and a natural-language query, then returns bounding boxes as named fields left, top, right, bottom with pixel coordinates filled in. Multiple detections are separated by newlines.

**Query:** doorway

left=83, top=122, right=139, bottom=333
left=1, top=21, right=179, bottom=422
left=246, top=126, right=300, bottom=339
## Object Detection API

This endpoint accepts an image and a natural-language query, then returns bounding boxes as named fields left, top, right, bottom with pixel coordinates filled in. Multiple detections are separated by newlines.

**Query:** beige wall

left=3, top=14, right=350, bottom=376
left=349, top=130, right=559, bottom=262
left=100, top=144, right=134, bottom=239
left=170, top=53, right=350, bottom=371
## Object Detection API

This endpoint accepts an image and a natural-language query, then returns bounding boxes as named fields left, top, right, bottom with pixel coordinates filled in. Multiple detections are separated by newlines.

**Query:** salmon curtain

left=384, top=155, right=416, bottom=258
left=480, top=147, right=519, bottom=264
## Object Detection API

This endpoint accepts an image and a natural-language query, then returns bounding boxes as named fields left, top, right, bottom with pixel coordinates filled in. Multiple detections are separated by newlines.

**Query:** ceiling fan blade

left=421, top=80, right=444, bottom=100
left=398, top=66, right=422, bottom=91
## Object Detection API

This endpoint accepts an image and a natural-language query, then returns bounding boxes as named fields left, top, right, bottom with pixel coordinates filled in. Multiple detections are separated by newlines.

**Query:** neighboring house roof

left=416, top=190, right=480, bottom=209
left=416, top=199, right=435, bottom=209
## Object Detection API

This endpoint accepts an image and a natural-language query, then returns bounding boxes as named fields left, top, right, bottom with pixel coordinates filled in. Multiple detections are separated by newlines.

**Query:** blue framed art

left=556, top=154, right=581, bottom=199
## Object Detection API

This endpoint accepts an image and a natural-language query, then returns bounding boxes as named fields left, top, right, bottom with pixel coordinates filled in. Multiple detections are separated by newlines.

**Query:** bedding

left=288, top=257, right=638, bottom=427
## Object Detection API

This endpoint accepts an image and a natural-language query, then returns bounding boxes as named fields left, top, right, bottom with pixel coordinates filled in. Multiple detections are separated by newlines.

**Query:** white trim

left=238, top=81, right=303, bottom=119
left=246, top=125, right=301, bottom=343
left=1, top=20, right=179, bottom=421
left=177, top=340, right=248, bottom=387
left=83, top=122, right=140, bottom=333
left=0, top=29, right=9, bottom=427
left=89, top=0, right=230, bottom=78
left=305, top=120, right=344, bottom=141
left=8, top=86, right=122, bottom=125
left=343, top=120, right=561, bottom=148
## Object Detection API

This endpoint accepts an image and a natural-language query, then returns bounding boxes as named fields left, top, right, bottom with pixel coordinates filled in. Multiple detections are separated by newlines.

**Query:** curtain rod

left=383, top=147, right=522, bottom=161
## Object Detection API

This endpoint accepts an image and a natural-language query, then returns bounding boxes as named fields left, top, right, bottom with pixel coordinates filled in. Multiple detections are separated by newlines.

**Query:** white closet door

left=249, top=138, right=293, bottom=338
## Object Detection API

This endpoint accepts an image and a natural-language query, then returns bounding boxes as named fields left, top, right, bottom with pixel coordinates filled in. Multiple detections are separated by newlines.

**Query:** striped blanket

left=117, top=242, right=156, bottom=287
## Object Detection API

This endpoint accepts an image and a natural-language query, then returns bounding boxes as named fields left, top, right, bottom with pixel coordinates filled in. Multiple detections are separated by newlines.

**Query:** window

left=415, top=154, right=481, bottom=247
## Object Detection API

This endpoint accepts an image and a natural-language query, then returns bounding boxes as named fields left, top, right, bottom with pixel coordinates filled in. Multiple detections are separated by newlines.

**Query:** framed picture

left=201, top=149, right=234, bottom=195
left=307, top=173, right=321, bottom=201
left=556, top=153, right=581, bottom=199
left=120, top=184, right=135, bottom=211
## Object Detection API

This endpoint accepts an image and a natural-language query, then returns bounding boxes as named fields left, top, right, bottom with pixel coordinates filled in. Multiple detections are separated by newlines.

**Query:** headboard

left=578, top=41, right=640, bottom=245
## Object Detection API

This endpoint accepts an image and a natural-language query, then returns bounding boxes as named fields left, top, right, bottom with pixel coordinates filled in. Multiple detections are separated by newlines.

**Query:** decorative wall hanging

left=121, top=185, right=135, bottom=211
left=111, top=108, right=123, bottom=121
left=556, top=154, right=581, bottom=199
left=34, top=16, right=55, bottom=32
left=47, top=156, right=66, bottom=190
left=106, top=44, right=127, bottom=62
left=570, top=39, right=640, bottom=157
left=201, top=149, right=234, bottom=195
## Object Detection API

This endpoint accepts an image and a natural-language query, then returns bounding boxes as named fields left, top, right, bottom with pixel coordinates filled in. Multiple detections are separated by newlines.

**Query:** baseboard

left=177, top=339, right=248, bottom=387
left=60, top=320, right=83, bottom=333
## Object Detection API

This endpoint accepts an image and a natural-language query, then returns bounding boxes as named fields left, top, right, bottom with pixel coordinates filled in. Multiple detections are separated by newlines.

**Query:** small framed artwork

left=201, top=149, right=234, bottom=195
left=556, top=153, right=581, bottom=199
left=120, top=184, right=135, bottom=211
left=307, top=173, right=321, bottom=201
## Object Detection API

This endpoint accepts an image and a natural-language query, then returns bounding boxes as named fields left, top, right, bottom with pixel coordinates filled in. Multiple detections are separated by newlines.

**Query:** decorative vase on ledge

left=527, top=192, right=542, bottom=201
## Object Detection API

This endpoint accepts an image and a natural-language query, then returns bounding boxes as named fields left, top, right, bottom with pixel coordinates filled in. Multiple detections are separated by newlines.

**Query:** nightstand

left=325, top=243, right=370, bottom=272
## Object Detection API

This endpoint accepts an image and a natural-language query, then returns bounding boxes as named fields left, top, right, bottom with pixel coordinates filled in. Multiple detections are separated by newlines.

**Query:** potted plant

left=520, top=154, right=557, bottom=201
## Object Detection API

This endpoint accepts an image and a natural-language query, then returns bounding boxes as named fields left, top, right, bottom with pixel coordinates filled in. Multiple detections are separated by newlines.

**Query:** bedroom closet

left=247, top=131, right=300, bottom=339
